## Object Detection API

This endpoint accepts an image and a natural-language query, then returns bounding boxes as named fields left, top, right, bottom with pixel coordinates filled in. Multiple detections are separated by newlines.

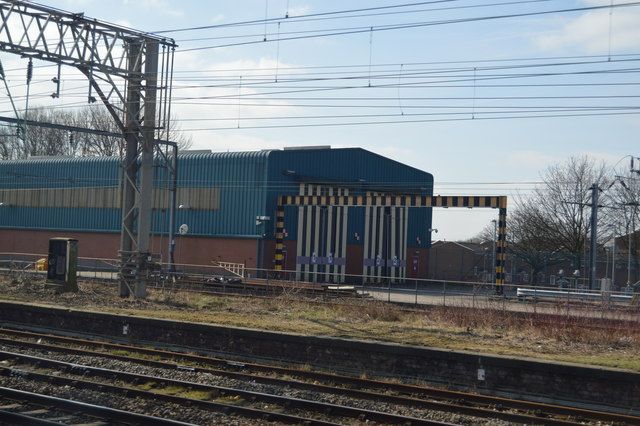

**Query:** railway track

left=0, top=327, right=637, bottom=425
left=0, top=347, right=453, bottom=425
left=0, top=385, right=194, bottom=425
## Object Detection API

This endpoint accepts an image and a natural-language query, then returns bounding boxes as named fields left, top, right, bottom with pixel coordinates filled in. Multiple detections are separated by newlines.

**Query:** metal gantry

left=274, top=194, right=508, bottom=292
left=0, top=0, right=176, bottom=298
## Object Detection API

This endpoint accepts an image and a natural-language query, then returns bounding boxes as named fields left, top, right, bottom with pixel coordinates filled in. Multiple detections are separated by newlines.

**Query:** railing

left=0, top=252, right=638, bottom=319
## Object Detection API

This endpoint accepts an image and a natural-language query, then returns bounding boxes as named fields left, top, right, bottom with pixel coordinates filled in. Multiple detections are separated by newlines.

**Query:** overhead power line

left=153, top=0, right=463, bottom=34
left=173, top=110, right=640, bottom=132
left=173, top=0, right=556, bottom=42
left=177, top=2, right=640, bottom=52
left=169, top=53, right=640, bottom=74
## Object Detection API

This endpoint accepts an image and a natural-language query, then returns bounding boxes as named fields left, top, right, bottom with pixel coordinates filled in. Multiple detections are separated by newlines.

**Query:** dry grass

left=0, top=277, right=639, bottom=371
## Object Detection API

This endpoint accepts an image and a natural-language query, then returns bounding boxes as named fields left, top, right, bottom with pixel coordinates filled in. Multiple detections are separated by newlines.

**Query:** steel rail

left=0, top=350, right=453, bottom=426
left=0, top=365, right=340, bottom=426
left=0, top=335, right=594, bottom=426
left=0, top=386, right=195, bottom=425
left=0, top=409, right=64, bottom=426
left=1, top=327, right=638, bottom=424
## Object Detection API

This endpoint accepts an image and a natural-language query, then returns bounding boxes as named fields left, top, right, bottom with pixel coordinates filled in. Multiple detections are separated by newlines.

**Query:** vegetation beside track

left=0, top=276, right=638, bottom=372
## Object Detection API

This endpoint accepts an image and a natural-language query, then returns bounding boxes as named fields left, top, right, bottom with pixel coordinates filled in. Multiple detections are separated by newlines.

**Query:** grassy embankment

left=1, top=277, right=638, bottom=371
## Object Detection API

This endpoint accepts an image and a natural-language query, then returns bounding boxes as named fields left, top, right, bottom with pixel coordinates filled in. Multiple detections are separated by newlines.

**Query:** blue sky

left=2, top=0, right=639, bottom=239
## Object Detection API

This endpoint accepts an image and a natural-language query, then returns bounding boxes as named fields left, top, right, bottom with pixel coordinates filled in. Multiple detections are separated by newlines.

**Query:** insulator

left=0, top=60, right=4, bottom=79
left=26, top=59, right=33, bottom=83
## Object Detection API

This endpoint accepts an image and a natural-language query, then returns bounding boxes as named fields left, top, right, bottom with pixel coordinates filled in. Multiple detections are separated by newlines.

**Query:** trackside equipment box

left=47, top=238, right=78, bottom=292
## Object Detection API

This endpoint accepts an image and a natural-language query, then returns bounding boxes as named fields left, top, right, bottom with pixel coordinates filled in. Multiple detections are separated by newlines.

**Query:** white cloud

left=534, top=1, right=640, bottom=53
left=121, top=0, right=184, bottom=18
left=287, top=4, right=312, bottom=17
left=114, top=19, right=134, bottom=28
left=167, top=56, right=307, bottom=149
left=210, top=14, right=225, bottom=24
left=61, top=0, right=95, bottom=7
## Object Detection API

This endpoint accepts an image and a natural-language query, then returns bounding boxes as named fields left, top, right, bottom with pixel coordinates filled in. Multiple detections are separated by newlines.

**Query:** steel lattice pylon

left=0, top=0, right=176, bottom=298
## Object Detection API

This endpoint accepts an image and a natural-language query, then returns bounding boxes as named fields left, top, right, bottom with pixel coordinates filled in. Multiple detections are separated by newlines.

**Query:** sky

left=1, top=0, right=639, bottom=240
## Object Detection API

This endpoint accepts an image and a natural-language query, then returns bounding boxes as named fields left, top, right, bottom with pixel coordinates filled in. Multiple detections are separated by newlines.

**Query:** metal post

left=495, top=197, right=508, bottom=295
left=612, top=238, right=616, bottom=289
left=134, top=41, right=160, bottom=299
left=589, top=184, right=599, bottom=290
left=387, top=210, right=391, bottom=302
left=628, top=205, right=635, bottom=286
left=168, top=144, right=178, bottom=272
left=492, top=219, right=497, bottom=283
left=119, top=41, right=142, bottom=298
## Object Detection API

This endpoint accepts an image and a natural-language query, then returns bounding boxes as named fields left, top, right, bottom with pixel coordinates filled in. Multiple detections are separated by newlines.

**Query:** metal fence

left=1, top=252, right=638, bottom=321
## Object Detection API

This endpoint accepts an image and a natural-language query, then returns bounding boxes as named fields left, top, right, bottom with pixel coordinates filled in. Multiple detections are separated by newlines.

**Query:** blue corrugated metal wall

left=263, top=148, right=433, bottom=246
left=0, top=152, right=272, bottom=237
left=0, top=156, right=120, bottom=231
left=0, top=148, right=432, bottom=244
left=169, top=151, right=270, bottom=237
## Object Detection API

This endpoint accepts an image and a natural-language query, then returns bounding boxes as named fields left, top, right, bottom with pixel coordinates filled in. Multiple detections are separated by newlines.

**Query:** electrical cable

left=173, top=0, right=557, bottom=42
left=175, top=110, right=640, bottom=132
left=177, top=3, right=640, bottom=52
left=153, top=0, right=464, bottom=34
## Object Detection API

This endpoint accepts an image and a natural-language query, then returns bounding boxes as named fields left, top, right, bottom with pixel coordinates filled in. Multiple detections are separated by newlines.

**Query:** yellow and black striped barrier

left=274, top=194, right=508, bottom=292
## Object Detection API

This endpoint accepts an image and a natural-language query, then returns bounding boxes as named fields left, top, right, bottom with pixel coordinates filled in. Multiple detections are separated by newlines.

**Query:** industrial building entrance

left=275, top=193, right=508, bottom=290
left=292, top=184, right=412, bottom=284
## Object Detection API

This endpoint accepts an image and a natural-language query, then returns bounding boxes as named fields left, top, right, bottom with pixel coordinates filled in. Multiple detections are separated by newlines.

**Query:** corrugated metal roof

left=0, top=148, right=432, bottom=240
left=0, top=156, right=119, bottom=189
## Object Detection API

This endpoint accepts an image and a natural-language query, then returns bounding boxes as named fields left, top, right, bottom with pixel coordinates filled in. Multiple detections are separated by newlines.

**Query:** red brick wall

left=0, top=228, right=430, bottom=280
left=0, top=229, right=258, bottom=268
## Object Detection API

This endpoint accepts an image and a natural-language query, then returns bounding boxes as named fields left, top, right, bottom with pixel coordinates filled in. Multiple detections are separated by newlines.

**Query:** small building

left=605, top=230, right=640, bottom=288
left=0, top=146, right=434, bottom=283
left=428, top=241, right=492, bottom=282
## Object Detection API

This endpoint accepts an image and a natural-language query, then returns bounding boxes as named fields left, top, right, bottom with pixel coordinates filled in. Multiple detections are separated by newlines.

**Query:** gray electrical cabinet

left=47, top=237, right=78, bottom=292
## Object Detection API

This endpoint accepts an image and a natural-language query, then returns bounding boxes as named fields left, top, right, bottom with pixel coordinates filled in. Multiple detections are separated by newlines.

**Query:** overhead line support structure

left=0, top=0, right=176, bottom=298
left=274, top=194, right=508, bottom=293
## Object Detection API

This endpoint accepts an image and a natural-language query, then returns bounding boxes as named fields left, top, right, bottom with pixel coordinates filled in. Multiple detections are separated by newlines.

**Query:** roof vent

left=181, top=149, right=212, bottom=154
left=29, top=155, right=74, bottom=159
left=283, top=145, right=331, bottom=151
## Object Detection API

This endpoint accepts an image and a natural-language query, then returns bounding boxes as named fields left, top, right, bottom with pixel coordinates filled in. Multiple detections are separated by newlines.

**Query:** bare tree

left=0, top=105, right=192, bottom=159
left=473, top=156, right=611, bottom=283
left=528, top=156, right=610, bottom=273
left=508, top=198, right=564, bottom=283
left=469, top=200, right=563, bottom=284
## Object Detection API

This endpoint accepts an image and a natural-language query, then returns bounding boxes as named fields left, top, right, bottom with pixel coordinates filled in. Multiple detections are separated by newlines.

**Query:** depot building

left=0, top=146, right=434, bottom=283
